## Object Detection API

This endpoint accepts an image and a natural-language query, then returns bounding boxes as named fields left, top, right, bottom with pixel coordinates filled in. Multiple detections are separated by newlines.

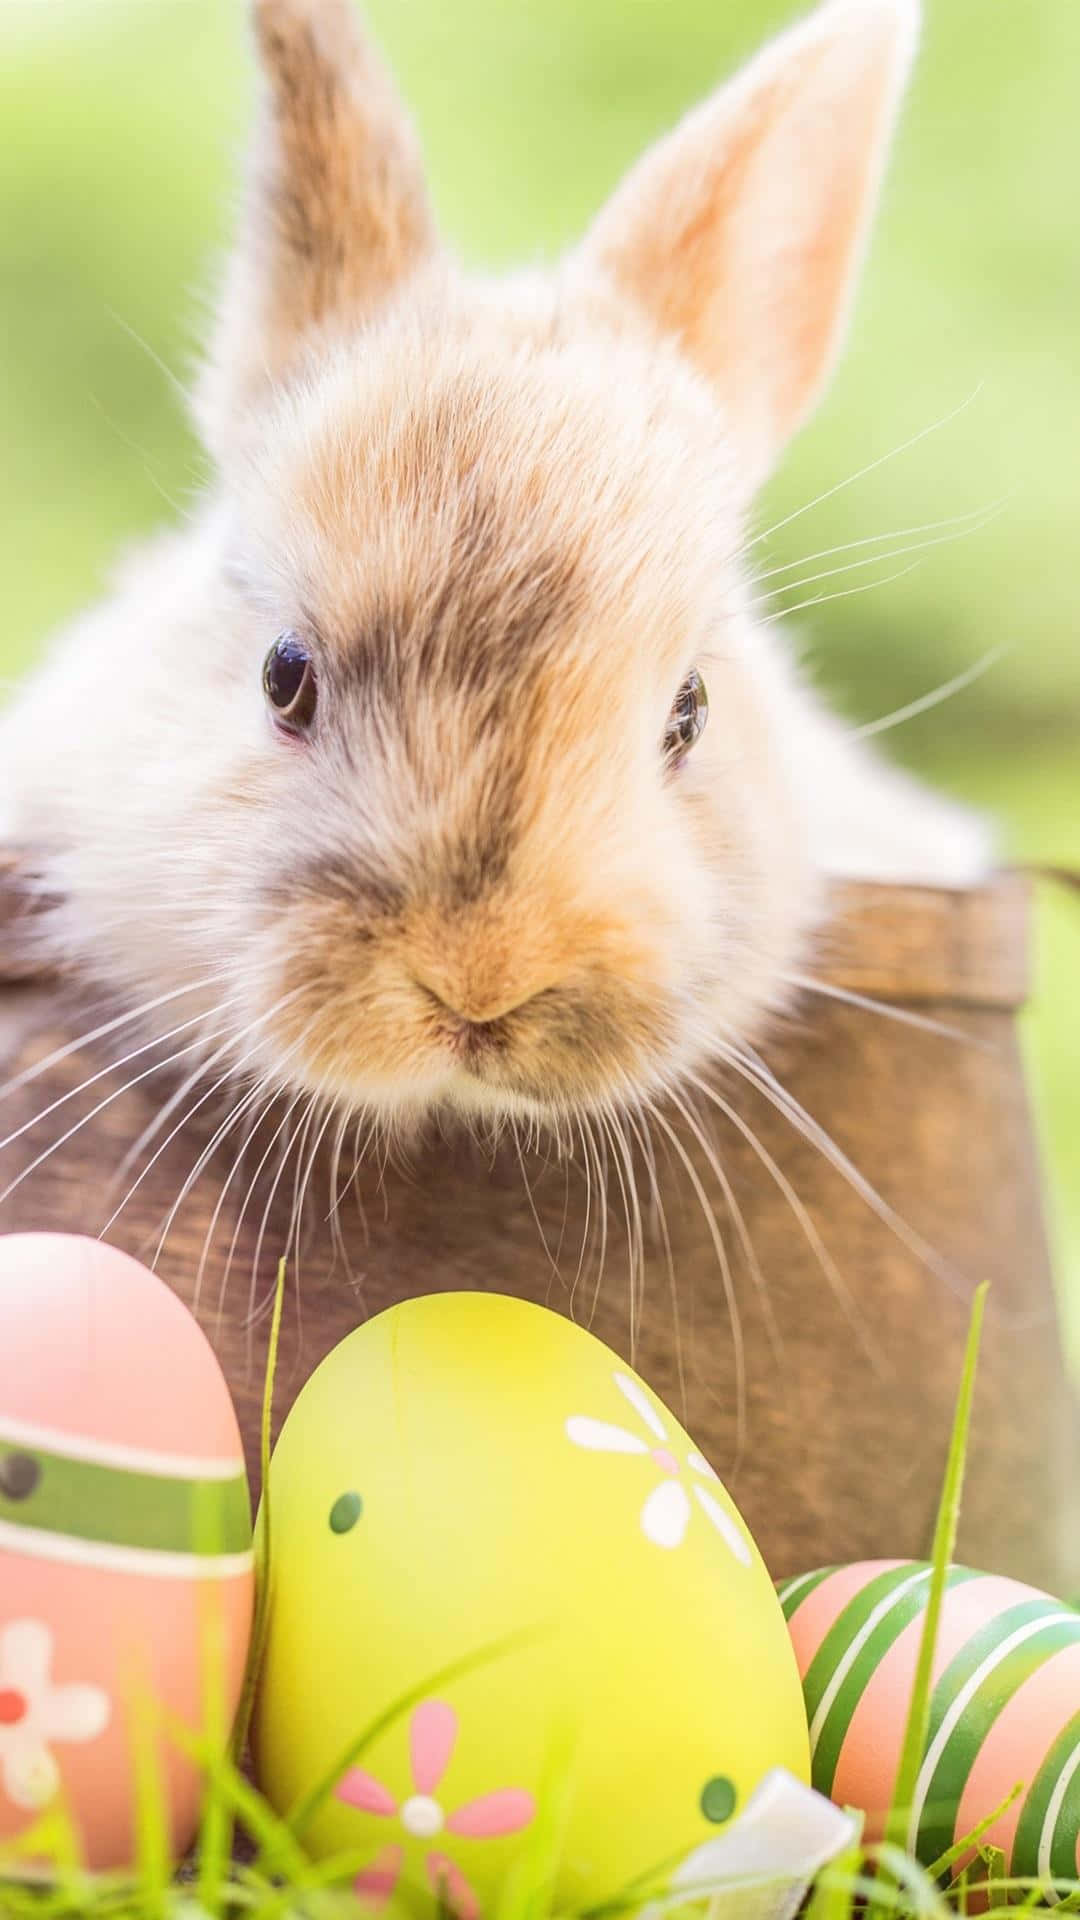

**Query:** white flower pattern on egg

left=566, top=1372, right=752, bottom=1561
left=0, top=1620, right=110, bottom=1812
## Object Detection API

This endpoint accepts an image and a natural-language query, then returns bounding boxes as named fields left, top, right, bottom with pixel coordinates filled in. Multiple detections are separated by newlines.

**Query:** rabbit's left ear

left=196, top=0, right=438, bottom=460
left=578, top=0, right=919, bottom=494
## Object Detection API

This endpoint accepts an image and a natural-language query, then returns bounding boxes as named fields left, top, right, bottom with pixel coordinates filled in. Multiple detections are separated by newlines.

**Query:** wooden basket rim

left=0, top=870, right=1033, bottom=1010
left=819, top=870, right=1030, bottom=1007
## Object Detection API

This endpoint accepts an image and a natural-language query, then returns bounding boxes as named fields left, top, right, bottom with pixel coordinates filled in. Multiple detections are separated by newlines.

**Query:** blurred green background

left=1, top=0, right=1077, bottom=1341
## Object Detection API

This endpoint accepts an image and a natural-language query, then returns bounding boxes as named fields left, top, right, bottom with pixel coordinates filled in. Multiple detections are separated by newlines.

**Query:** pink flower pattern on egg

left=336, top=1700, right=535, bottom=1917
left=0, top=1619, right=109, bottom=1813
left=566, top=1370, right=752, bottom=1560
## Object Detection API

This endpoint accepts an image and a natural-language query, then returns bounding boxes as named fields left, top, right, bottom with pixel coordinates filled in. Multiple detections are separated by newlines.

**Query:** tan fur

left=196, top=0, right=437, bottom=458
left=0, top=0, right=990, bottom=1130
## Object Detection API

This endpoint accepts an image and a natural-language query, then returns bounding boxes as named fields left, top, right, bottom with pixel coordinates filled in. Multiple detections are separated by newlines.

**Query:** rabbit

left=0, top=0, right=992, bottom=1140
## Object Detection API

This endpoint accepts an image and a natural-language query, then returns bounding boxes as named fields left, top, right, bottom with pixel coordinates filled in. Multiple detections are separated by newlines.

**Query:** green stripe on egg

left=810, top=1568, right=936, bottom=1796
left=913, top=1604, right=1080, bottom=1867
left=786, top=1564, right=1080, bottom=1887
left=777, top=1567, right=836, bottom=1620
left=1006, top=1720, right=1076, bottom=1881
left=924, top=1599, right=1062, bottom=1747
left=0, top=1435, right=251, bottom=1558
left=1046, top=1732, right=1080, bottom=1887
left=802, top=1565, right=934, bottom=1731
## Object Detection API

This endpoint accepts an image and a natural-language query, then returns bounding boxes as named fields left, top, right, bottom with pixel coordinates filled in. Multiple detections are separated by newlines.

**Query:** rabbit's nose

left=413, top=974, right=536, bottom=1027
left=408, top=913, right=569, bottom=1025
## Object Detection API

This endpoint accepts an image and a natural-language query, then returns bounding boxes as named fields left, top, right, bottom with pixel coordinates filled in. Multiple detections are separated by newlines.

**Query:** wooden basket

left=2, top=874, right=1076, bottom=1593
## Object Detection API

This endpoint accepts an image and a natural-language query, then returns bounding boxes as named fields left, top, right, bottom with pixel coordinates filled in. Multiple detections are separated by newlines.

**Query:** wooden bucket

left=1, top=874, right=1076, bottom=1594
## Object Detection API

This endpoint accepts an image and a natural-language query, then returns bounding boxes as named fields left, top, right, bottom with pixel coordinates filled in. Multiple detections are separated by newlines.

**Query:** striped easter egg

left=781, top=1560, right=1080, bottom=1894
left=0, top=1235, right=254, bottom=1874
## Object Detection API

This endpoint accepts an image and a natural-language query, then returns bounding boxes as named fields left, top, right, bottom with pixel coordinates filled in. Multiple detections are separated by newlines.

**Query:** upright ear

left=578, top=0, right=919, bottom=493
left=196, top=0, right=438, bottom=458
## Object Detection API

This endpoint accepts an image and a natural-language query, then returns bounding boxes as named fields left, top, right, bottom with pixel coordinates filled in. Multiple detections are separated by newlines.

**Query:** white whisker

left=784, top=973, right=980, bottom=1047
left=668, top=1085, right=784, bottom=1367
left=624, top=1099, right=687, bottom=1423
left=0, top=1000, right=229, bottom=1162
left=100, top=1066, right=246, bottom=1243
left=718, top=1045, right=971, bottom=1310
left=750, top=499, right=1006, bottom=586
left=588, top=1122, right=612, bottom=1330
left=100, top=989, right=305, bottom=1232
left=600, top=1104, right=643, bottom=1364
left=753, top=509, right=1002, bottom=608
left=288, top=1097, right=339, bottom=1324
left=114, top=989, right=312, bottom=1259
left=193, top=1087, right=278, bottom=1322
left=744, top=386, right=984, bottom=553
left=0, top=1027, right=224, bottom=1217
left=324, top=1106, right=368, bottom=1305
left=105, top=306, right=192, bottom=408
left=215, top=1090, right=306, bottom=1341
left=569, top=1114, right=595, bottom=1320
left=685, top=1066, right=885, bottom=1376
left=645, top=1098, right=747, bottom=1475
left=245, top=1093, right=319, bottom=1351
left=0, top=971, right=229, bottom=1113
left=513, top=1127, right=565, bottom=1299
left=853, top=644, right=1009, bottom=740
left=752, top=559, right=921, bottom=624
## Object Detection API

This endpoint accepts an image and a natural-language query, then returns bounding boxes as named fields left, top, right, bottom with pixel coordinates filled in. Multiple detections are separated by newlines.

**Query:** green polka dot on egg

left=700, top=1775, right=737, bottom=1824
left=329, top=1491, right=363, bottom=1534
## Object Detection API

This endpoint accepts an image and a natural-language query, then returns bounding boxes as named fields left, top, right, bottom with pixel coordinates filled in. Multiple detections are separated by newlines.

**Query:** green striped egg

left=0, top=1234, right=254, bottom=1874
left=781, top=1560, right=1080, bottom=1893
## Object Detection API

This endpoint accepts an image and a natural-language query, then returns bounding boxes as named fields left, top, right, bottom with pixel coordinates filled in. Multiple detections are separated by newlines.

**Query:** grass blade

left=232, top=1255, right=287, bottom=1764
left=879, top=1283, right=988, bottom=1888
left=921, top=1782, right=1023, bottom=1884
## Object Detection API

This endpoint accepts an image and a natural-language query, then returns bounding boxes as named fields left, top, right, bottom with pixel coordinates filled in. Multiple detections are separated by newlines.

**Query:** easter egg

left=254, top=1292, right=828, bottom=1917
left=782, top=1559, right=1080, bottom=1891
left=0, top=1234, right=254, bottom=1872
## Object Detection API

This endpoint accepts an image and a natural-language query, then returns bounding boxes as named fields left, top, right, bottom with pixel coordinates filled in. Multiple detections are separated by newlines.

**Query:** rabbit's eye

left=263, top=632, right=317, bottom=734
left=664, top=669, right=708, bottom=768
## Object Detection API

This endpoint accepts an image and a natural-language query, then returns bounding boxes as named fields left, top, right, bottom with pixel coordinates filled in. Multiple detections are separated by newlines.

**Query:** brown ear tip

left=251, top=0, right=360, bottom=58
left=251, top=0, right=353, bottom=21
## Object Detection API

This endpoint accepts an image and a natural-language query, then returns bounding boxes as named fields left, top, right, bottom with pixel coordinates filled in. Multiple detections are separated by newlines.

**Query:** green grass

left=4, top=1283, right=1073, bottom=1920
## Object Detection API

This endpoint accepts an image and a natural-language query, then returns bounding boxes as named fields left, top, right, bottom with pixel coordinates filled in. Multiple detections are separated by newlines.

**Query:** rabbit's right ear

left=577, top=0, right=920, bottom=496
left=195, top=0, right=438, bottom=460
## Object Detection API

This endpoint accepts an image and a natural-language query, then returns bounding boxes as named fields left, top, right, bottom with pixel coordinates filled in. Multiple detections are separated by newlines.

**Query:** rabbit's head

left=1, top=0, right=919, bottom=1131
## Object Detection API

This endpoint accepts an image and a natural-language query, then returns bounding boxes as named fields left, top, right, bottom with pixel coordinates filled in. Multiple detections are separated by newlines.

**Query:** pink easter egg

left=781, top=1559, right=1080, bottom=1897
left=0, top=1235, right=254, bottom=1873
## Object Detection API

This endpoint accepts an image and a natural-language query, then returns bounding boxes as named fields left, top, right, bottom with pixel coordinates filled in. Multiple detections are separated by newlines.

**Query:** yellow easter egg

left=254, top=1293, right=811, bottom=1915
